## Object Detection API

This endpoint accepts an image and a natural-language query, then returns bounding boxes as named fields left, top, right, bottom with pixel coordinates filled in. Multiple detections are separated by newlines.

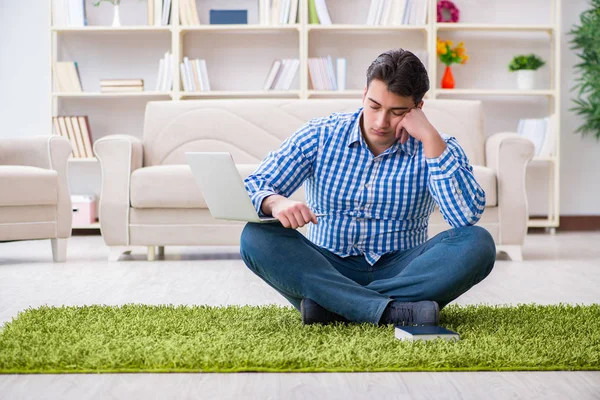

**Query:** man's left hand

left=395, top=108, right=439, bottom=144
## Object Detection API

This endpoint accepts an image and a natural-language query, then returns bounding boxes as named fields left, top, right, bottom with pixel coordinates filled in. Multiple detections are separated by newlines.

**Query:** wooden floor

left=0, top=232, right=599, bottom=400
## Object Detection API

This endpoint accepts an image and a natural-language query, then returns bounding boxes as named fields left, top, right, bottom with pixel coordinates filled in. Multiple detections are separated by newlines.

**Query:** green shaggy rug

left=0, top=304, right=599, bottom=373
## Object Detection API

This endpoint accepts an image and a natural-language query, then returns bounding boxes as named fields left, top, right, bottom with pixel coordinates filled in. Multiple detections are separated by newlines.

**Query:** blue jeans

left=240, top=223, right=496, bottom=325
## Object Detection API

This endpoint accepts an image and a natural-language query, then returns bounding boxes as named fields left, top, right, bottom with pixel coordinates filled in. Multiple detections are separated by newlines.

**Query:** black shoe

left=381, top=301, right=440, bottom=326
left=300, top=298, right=349, bottom=325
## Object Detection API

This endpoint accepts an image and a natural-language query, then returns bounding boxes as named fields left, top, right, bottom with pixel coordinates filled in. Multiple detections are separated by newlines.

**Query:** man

left=240, top=48, right=496, bottom=327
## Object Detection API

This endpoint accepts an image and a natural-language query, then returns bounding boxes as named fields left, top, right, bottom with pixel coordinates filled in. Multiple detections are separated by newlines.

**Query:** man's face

left=361, top=79, right=421, bottom=152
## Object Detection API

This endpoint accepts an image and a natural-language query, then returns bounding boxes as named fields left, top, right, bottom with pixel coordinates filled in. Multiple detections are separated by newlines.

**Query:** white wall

left=0, top=0, right=598, bottom=215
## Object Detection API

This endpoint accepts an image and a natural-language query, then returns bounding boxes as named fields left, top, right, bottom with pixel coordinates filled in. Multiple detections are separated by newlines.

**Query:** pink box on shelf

left=71, top=195, right=97, bottom=227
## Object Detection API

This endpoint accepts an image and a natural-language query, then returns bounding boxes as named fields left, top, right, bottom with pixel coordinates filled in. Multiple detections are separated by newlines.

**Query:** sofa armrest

left=94, top=135, right=143, bottom=246
left=0, top=136, right=73, bottom=238
left=485, top=132, right=534, bottom=245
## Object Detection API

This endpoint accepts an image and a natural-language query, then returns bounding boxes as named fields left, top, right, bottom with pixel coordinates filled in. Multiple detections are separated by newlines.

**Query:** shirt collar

left=347, top=108, right=418, bottom=157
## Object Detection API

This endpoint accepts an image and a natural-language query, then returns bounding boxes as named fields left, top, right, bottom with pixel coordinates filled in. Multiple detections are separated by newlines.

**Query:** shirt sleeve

left=244, top=122, right=319, bottom=216
left=426, top=136, right=486, bottom=227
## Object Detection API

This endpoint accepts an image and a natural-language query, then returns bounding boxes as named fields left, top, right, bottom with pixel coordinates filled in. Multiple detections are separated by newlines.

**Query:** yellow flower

left=446, top=40, right=454, bottom=47
left=461, top=55, right=469, bottom=64
left=437, top=42, right=447, bottom=55
left=451, top=52, right=457, bottom=58
left=458, top=41, right=464, bottom=48
left=456, top=47, right=465, bottom=56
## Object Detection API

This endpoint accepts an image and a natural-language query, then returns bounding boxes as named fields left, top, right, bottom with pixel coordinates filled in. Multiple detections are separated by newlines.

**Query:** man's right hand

left=261, top=195, right=318, bottom=229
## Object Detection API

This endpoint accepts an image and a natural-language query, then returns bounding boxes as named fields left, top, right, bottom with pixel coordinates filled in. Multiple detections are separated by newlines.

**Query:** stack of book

left=179, top=0, right=200, bottom=25
left=260, top=0, right=299, bottom=25
left=52, top=0, right=86, bottom=27
left=148, top=0, right=173, bottom=25
left=155, top=52, right=174, bottom=92
left=52, top=116, right=94, bottom=159
left=517, top=114, right=556, bottom=157
left=180, top=58, right=211, bottom=92
left=308, top=56, right=346, bottom=91
left=366, top=0, right=428, bottom=26
left=54, top=61, right=83, bottom=93
left=263, top=59, right=300, bottom=91
left=100, top=79, right=144, bottom=93
left=307, top=0, right=332, bottom=24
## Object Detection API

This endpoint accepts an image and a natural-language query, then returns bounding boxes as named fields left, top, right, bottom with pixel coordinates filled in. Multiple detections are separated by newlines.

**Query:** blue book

left=395, top=325, right=460, bottom=341
left=209, top=9, right=248, bottom=25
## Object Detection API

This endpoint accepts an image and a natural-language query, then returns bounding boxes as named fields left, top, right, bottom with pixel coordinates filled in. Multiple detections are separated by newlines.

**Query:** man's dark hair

left=366, top=48, right=430, bottom=105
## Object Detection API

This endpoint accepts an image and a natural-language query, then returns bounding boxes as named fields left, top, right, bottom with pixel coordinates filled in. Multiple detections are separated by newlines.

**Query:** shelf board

left=436, top=23, right=554, bottom=33
left=435, top=89, right=555, bottom=97
left=307, top=24, right=427, bottom=32
left=180, top=90, right=301, bottom=98
left=53, top=92, right=173, bottom=98
left=180, top=25, right=300, bottom=34
left=52, top=26, right=172, bottom=33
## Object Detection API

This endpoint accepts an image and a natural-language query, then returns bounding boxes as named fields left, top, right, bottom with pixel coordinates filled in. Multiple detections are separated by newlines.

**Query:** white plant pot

left=112, top=4, right=121, bottom=27
left=516, top=70, right=535, bottom=90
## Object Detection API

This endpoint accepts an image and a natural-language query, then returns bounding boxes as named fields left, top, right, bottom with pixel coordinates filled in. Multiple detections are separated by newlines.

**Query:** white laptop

left=186, top=152, right=324, bottom=224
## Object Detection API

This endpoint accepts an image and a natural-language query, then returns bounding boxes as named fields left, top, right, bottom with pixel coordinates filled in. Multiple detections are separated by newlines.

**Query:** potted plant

left=569, top=0, right=600, bottom=140
left=436, top=39, right=468, bottom=89
left=508, top=54, right=545, bottom=90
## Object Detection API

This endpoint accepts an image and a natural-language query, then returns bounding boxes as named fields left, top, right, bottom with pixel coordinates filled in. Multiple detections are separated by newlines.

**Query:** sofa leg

left=497, top=245, right=523, bottom=262
left=157, top=246, right=165, bottom=257
left=51, top=238, right=68, bottom=262
left=108, top=246, right=133, bottom=262
left=147, top=246, right=156, bottom=261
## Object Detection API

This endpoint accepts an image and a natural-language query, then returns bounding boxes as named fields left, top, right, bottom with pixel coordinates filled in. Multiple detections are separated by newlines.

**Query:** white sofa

left=94, top=99, right=534, bottom=261
left=0, top=136, right=73, bottom=262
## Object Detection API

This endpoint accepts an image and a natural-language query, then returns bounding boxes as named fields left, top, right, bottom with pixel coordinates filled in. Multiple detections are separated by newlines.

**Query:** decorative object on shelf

left=436, top=39, right=468, bottom=89
left=93, top=0, right=122, bottom=27
left=437, top=0, right=460, bottom=23
left=569, top=0, right=600, bottom=140
left=508, top=54, right=545, bottom=90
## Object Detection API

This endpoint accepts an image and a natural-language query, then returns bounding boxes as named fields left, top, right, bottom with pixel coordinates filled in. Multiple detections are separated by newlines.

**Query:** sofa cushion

left=0, top=166, right=58, bottom=206
left=130, top=164, right=495, bottom=209
left=472, top=165, right=497, bottom=207
left=130, top=164, right=307, bottom=209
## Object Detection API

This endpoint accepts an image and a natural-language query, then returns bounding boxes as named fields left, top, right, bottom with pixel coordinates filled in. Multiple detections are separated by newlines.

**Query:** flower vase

left=112, top=4, right=121, bottom=27
left=441, top=66, right=455, bottom=89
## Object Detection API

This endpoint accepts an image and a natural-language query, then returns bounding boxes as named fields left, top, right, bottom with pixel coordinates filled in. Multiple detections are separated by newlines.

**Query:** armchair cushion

left=0, top=166, right=58, bottom=206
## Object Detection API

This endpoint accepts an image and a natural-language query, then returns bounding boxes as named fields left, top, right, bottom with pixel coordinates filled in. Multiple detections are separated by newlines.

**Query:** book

left=209, top=10, right=248, bottom=25
left=308, top=0, right=319, bottom=24
left=100, top=86, right=144, bottom=92
left=394, top=325, right=460, bottom=341
left=70, top=116, right=87, bottom=158
left=100, top=79, right=144, bottom=87
left=77, top=116, right=94, bottom=158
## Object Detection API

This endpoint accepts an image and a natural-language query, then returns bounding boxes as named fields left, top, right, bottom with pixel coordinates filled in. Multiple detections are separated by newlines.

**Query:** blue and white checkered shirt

left=244, top=108, right=486, bottom=265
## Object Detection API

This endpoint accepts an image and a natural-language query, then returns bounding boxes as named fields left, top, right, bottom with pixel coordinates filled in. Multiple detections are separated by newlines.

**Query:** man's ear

left=417, top=100, right=424, bottom=109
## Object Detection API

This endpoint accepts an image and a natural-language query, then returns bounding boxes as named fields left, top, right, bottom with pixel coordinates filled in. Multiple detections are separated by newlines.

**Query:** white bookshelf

left=50, top=0, right=561, bottom=230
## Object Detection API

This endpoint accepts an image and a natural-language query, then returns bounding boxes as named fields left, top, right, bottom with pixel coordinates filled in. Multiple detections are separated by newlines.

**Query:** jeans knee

left=240, top=223, right=264, bottom=266
left=468, top=225, right=496, bottom=278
